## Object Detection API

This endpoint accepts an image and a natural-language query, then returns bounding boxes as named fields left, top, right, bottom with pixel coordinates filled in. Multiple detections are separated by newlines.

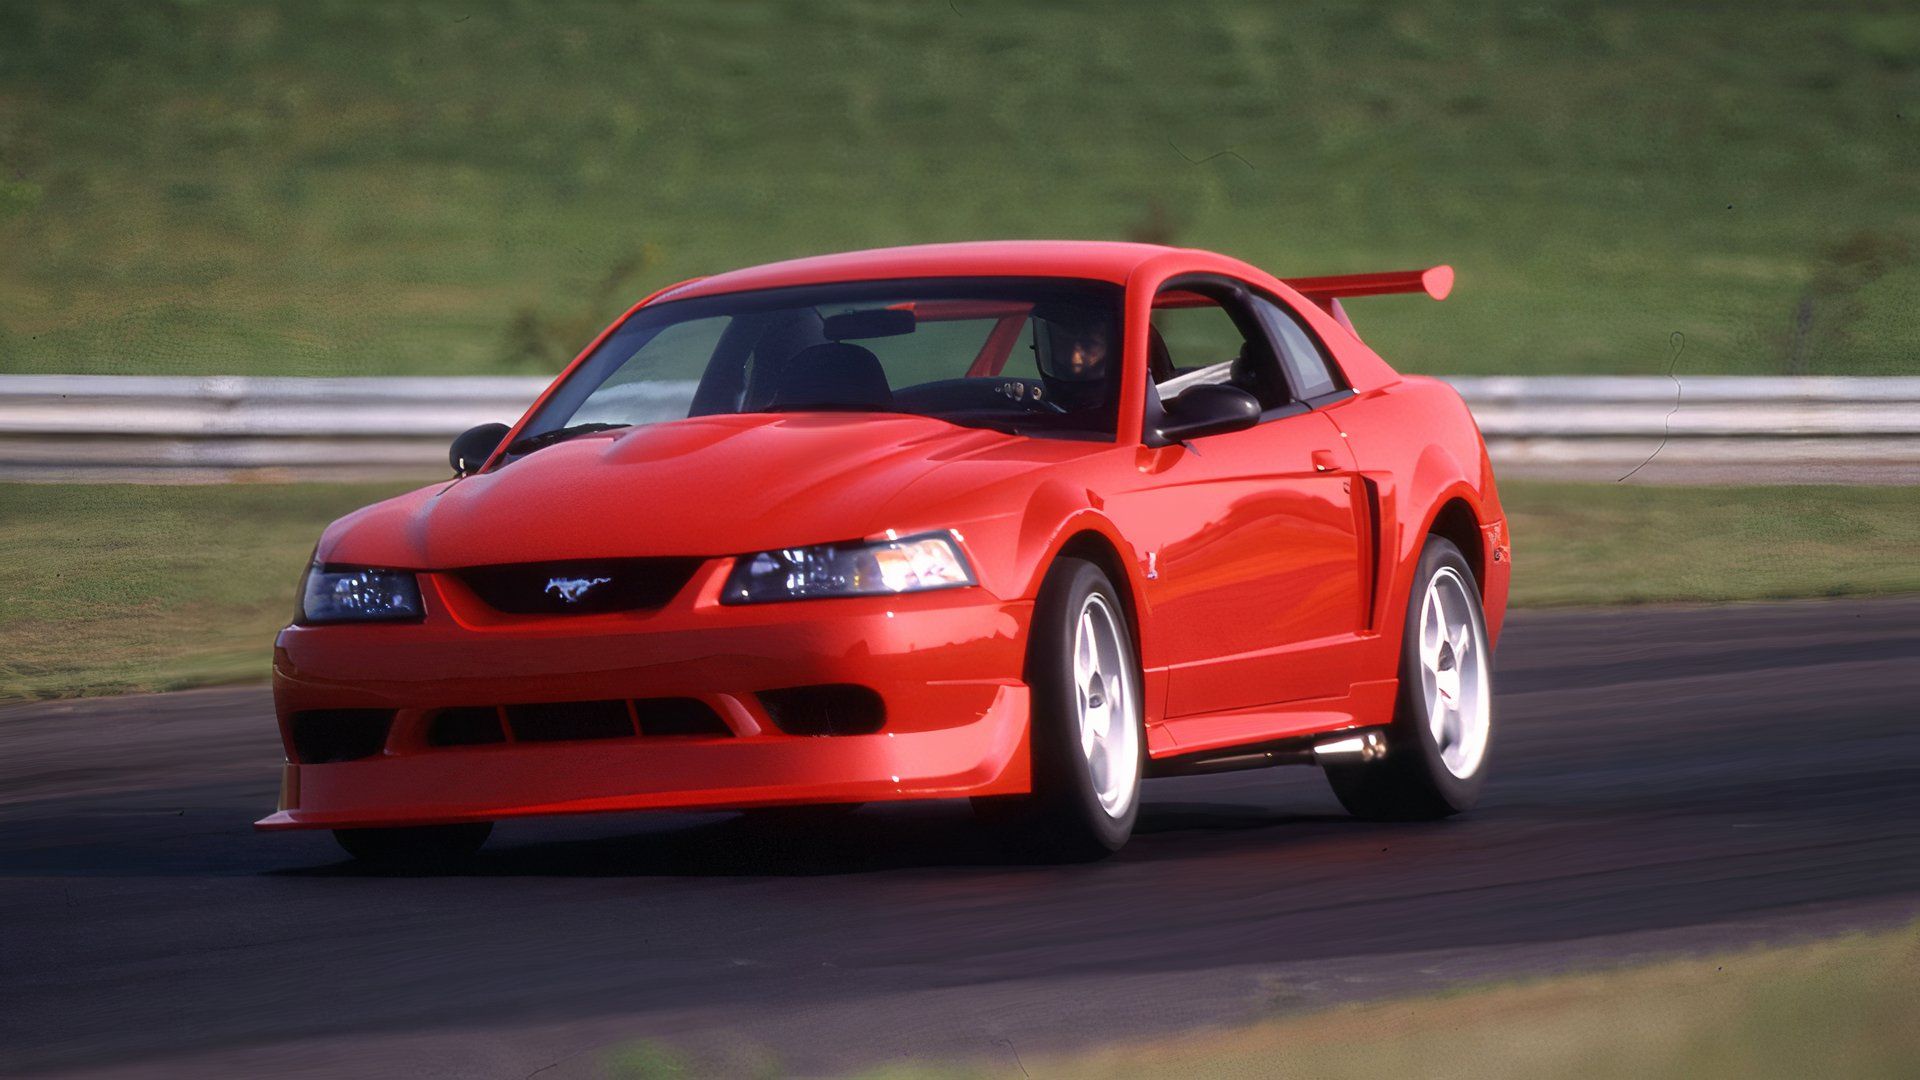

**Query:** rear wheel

left=974, top=558, right=1142, bottom=859
left=1325, top=536, right=1492, bottom=820
left=333, top=822, right=492, bottom=867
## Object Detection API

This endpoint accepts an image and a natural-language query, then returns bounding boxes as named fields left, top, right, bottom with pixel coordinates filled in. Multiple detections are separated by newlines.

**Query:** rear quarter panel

left=1318, top=377, right=1509, bottom=673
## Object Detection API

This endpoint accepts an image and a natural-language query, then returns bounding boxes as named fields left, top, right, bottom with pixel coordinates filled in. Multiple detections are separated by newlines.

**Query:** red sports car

left=258, top=241, right=1509, bottom=863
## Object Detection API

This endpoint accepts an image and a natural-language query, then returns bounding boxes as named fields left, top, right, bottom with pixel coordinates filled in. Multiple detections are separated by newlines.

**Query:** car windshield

left=515, top=277, right=1125, bottom=448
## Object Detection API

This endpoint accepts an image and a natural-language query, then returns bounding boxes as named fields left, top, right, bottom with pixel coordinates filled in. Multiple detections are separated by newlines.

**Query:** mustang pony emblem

left=544, top=576, right=612, bottom=603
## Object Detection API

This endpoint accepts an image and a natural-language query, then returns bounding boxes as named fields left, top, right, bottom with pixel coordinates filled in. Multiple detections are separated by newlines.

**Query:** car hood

left=320, top=413, right=1101, bottom=567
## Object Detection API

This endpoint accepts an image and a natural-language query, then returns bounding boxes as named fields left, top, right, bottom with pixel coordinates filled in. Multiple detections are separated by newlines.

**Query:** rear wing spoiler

left=1280, top=265, right=1453, bottom=339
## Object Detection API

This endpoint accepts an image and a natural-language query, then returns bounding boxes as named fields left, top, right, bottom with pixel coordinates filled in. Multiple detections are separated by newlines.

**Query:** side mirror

left=450, top=423, right=511, bottom=476
left=1155, top=383, right=1261, bottom=443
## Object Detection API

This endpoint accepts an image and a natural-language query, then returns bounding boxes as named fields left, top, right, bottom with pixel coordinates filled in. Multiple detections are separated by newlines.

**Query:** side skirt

left=1146, top=677, right=1397, bottom=765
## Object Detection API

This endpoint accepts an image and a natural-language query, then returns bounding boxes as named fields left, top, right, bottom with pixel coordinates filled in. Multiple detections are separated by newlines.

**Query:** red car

left=258, top=241, right=1509, bottom=863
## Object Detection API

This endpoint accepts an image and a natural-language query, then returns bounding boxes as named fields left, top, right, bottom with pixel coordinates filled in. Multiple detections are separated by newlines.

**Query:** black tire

left=333, top=822, right=492, bottom=867
left=1325, top=536, right=1492, bottom=820
left=972, top=558, right=1142, bottom=859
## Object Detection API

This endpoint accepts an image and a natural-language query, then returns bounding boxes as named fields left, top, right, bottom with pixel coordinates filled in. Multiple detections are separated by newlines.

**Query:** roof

left=662, top=241, right=1184, bottom=301
left=587, top=240, right=1416, bottom=419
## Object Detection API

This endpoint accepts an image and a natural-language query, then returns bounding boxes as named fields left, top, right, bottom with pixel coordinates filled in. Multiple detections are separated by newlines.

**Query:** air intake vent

left=634, top=697, right=730, bottom=737
left=504, top=700, right=634, bottom=742
left=289, top=709, right=394, bottom=763
left=427, top=706, right=506, bottom=747
left=759, top=685, right=885, bottom=736
left=421, top=699, right=734, bottom=748
left=455, top=558, right=705, bottom=615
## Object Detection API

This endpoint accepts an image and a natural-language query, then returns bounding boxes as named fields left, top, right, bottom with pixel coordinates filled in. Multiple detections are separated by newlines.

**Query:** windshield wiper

left=507, top=422, right=629, bottom=456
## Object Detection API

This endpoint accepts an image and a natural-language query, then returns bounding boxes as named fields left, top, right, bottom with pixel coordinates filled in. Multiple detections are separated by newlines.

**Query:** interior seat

left=769, top=343, right=893, bottom=411
left=1229, top=343, right=1288, bottom=408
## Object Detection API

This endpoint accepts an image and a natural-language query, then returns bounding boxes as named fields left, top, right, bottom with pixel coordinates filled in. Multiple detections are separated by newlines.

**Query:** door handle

left=1311, top=449, right=1343, bottom=473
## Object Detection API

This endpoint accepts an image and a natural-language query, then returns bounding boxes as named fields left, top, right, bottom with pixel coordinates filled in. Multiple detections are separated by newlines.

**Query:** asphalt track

left=4, top=598, right=1918, bottom=1077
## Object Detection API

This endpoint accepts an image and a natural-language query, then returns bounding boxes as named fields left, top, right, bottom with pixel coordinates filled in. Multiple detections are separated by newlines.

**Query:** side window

left=1149, top=292, right=1291, bottom=410
left=1252, top=295, right=1344, bottom=400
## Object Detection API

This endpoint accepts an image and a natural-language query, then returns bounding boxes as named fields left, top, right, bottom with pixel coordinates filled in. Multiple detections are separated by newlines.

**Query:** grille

left=758, top=685, right=886, bottom=736
left=453, top=558, right=705, bottom=615
left=289, top=709, right=394, bottom=763
left=495, top=698, right=731, bottom=742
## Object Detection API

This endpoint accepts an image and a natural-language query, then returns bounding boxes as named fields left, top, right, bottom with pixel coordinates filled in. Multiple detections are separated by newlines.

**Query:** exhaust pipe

left=1313, top=730, right=1387, bottom=763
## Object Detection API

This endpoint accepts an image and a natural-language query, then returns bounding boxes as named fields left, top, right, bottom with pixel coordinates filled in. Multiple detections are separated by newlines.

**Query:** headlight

left=723, top=531, right=975, bottom=604
left=297, top=562, right=424, bottom=624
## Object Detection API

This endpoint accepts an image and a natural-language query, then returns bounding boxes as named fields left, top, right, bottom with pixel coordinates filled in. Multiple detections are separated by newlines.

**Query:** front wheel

left=974, top=558, right=1142, bottom=859
left=1325, top=536, right=1493, bottom=820
left=333, top=822, right=492, bottom=867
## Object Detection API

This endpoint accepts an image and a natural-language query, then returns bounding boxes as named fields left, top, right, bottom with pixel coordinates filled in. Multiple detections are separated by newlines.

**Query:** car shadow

left=270, top=797, right=1362, bottom=879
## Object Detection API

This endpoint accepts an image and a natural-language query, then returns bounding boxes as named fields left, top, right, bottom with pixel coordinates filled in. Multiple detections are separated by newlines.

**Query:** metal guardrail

left=1445, top=376, right=1920, bottom=482
left=1, top=374, right=1916, bottom=483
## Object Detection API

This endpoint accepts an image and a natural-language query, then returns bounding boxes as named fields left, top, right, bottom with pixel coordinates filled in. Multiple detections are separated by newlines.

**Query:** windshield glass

left=516, top=277, right=1125, bottom=448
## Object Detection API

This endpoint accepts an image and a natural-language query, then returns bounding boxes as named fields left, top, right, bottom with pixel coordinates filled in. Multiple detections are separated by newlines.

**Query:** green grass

left=2, top=2, right=1918, bottom=380
left=834, top=921, right=1920, bottom=1080
left=1, top=480, right=1916, bottom=703
left=1506, top=482, right=1920, bottom=605
left=0, top=482, right=386, bottom=701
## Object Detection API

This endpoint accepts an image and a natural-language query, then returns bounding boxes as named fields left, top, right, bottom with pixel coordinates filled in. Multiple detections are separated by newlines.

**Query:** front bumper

left=257, top=565, right=1034, bottom=831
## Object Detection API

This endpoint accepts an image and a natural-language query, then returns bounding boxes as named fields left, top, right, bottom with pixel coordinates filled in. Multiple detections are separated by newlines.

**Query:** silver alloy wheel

left=1071, top=593, right=1140, bottom=818
left=1417, top=566, right=1491, bottom=779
